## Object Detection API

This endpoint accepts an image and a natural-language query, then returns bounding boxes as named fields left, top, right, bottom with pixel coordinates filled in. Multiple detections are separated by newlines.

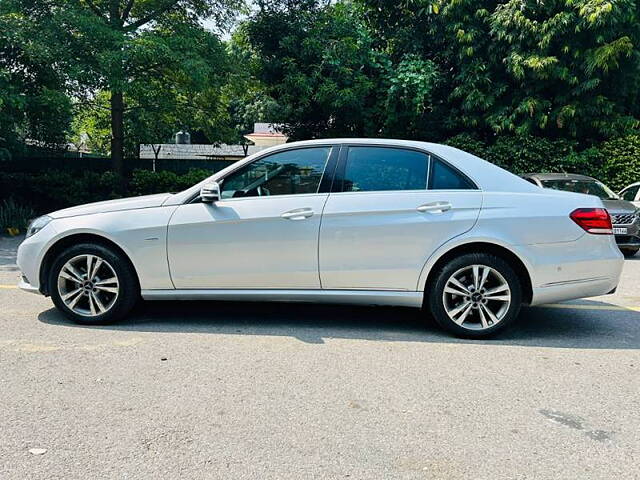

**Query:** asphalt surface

left=1, top=235, right=639, bottom=479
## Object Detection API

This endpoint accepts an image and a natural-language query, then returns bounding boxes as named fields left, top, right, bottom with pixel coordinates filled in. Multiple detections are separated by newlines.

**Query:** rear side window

left=429, top=159, right=475, bottom=190
left=341, top=147, right=429, bottom=192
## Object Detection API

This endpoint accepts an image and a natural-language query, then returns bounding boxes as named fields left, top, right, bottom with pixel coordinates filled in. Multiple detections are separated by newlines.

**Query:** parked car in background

left=18, top=140, right=624, bottom=338
left=619, top=182, right=640, bottom=208
left=522, top=173, right=640, bottom=258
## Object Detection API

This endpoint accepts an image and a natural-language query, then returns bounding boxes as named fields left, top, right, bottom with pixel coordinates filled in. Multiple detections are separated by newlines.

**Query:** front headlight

left=26, top=215, right=52, bottom=238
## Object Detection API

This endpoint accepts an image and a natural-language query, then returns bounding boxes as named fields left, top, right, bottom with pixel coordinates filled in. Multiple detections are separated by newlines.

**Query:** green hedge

left=446, top=133, right=640, bottom=190
left=445, top=133, right=577, bottom=174
left=596, top=135, right=640, bottom=191
left=0, top=169, right=211, bottom=215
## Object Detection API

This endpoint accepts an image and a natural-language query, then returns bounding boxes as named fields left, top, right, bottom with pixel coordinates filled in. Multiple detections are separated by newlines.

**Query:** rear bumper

left=531, top=276, right=620, bottom=306
left=513, top=233, right=624, bottom=306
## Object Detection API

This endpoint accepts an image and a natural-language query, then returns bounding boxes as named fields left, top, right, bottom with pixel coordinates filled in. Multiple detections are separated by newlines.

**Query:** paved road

left=1, top=235, right=639, bottom=479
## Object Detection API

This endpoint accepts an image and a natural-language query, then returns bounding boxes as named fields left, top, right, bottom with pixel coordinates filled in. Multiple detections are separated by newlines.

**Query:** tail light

left=570, top=208, right=613, bottom=234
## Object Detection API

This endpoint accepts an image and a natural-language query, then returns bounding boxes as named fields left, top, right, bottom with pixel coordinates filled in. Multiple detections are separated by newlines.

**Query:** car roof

left=522, top=172, right=597, bottom=181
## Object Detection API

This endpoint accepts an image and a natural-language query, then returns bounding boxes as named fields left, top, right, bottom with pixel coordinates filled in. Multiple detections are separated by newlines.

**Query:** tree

left=357, top=0, right=640, bottom=142
left=0, top=19, right=72, bottom=158
left=2, top=0, right=242, bottom=175
left=244, top=1, right=442, bottom=140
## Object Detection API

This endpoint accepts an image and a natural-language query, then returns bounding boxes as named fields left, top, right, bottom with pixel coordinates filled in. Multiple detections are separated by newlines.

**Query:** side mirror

left=200, top=181, right=221, bottom=203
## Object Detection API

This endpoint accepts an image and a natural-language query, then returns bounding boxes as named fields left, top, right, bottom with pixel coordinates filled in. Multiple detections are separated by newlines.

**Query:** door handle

left=416, top=201, right=452, bottom=214
left=281, top=208, right=314, bottom=220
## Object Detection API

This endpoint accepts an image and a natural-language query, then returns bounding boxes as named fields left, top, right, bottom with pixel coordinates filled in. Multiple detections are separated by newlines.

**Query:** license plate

left=613, top=227, right=628, bottom=234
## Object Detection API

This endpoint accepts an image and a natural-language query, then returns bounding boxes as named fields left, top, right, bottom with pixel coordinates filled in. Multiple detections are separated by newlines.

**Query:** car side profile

left=17, top=139, right=624, bottom=337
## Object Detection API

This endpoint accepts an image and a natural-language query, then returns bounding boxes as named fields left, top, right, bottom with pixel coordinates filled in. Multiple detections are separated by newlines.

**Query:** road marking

left=540, top=303, right=640, bottom=312
left=1, top=284, right=639, bottom=312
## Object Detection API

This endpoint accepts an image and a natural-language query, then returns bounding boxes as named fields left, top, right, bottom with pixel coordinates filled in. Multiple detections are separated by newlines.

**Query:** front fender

left=38, top=206, right=177, bottom=290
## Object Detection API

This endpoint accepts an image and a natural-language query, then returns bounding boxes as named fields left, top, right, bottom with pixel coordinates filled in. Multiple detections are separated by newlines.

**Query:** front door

left=168, top=146, right=335, bottom=289
left=319, top=145, right=482, bottom=291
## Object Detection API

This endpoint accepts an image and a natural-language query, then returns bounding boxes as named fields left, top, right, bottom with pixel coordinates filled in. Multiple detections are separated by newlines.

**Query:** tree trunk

left=110, top=90, right=125, bottom=177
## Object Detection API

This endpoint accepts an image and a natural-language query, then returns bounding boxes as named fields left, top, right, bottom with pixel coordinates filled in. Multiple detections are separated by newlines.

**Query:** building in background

left=139, top=123, right=288, bottom=162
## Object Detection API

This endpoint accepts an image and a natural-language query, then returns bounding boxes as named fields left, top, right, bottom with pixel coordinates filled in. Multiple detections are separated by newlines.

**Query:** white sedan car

left=17, top=139, right=623, bottom=337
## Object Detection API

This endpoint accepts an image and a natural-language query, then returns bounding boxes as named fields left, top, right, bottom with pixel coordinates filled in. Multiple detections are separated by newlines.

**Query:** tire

left=620, top=247, right=639, bottom=258
left=49, top=243, right=139, bottom=325
left=427, top=252, right=522, bottom=338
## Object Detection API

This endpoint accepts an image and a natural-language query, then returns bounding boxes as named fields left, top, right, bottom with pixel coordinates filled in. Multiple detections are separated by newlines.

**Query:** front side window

left=621, top=185, right=639, bottom=201
left=342, top=147, right=429, bottom=192
left=220, top=147, right=331, bottom=199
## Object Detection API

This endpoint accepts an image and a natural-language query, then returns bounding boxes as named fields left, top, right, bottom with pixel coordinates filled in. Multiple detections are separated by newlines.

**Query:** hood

left=602, top=198, right=638, bottom=214
left=48, top=193, right=173, bottom=219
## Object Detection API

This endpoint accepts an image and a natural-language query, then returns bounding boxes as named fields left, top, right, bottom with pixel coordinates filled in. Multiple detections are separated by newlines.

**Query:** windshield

left=540, top=179, right=620, bottom=200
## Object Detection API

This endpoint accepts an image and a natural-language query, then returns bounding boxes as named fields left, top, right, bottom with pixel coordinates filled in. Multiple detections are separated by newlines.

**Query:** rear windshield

left=540, top=179, right=620, bottom=200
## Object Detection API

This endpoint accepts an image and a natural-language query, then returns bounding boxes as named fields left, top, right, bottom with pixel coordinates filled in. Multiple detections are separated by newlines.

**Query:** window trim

left=332, top=144, right=478, bottom=194
left=189, top=144, right=339, bottom=203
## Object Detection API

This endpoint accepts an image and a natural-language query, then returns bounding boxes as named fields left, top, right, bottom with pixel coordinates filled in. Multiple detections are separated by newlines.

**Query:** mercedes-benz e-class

left=18, top=139, right=624, bottom=337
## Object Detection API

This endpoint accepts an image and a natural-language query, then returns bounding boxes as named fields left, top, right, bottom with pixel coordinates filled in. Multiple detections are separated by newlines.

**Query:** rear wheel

left=49, top=243, right=139, bottom=325
left=427, top=253, right=522, bottom=338
left=620, top=247, right=639, bottom=258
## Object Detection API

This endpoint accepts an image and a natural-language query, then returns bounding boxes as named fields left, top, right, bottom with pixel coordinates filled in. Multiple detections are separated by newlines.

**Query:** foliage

left=244, top=0, right=640, bottom=142
left=244, top=1, right=444, bottom=140
left=594, top=135, right=640, bottom=191
left=1, top=0, right=244, bottom=170
left=0, top=23, right=72, bottom=154
left=446, top=133, right=579, bottom=174
left=0, top=198, right=35, bottom=231
left=3, top=0, right=640, bottom=184
left=0, top=169, right=213, bottom=215
left=128, top=169, right=210, bottom=195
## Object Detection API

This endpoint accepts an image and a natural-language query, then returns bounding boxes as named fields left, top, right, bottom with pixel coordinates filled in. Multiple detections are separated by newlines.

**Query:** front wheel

left=427, top=253, right=522, bottom=338
left=620, top=247, right=639, bottom=258
left=49, top=243, right=139, bottom=325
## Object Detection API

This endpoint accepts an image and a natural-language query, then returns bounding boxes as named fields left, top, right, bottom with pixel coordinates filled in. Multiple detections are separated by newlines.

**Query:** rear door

left=319, top=145, right=482, bottom=290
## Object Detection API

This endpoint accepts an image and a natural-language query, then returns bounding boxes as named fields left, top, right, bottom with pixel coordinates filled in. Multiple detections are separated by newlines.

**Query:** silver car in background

left=17, top=139, right=624, bottom=338
left=522, top=173, right=640, bottom=257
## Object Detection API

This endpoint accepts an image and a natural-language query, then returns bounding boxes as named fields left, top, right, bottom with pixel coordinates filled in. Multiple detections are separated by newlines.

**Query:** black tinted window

left=342, top=147, right=429, bottom=192
left=221, top=147, right=330, bottom=199
left=621, top=185, right=639, bottom=201
left=429, top=159, right=475, bottom=190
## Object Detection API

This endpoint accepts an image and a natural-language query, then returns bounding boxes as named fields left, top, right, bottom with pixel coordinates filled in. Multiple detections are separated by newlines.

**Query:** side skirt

left=141, top=289, right=424, bottom=308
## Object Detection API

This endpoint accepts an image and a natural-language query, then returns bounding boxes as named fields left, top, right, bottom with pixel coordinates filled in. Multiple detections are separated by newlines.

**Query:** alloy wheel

left=57, top=254, right=119, bottom=317
left=442, top=264, right=511, bottom=331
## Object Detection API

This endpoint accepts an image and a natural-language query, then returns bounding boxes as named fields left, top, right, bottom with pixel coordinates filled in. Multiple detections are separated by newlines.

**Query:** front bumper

left=613, top=234, right=640, bottom=248
left=18, top=277, right=41, bottom=295
left=612, top=216, right=639, bottom=248
left=16, top=222, right=58, bottom=295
